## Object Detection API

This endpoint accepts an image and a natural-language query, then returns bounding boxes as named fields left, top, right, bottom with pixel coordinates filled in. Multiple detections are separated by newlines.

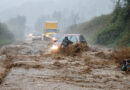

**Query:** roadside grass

left=0, top=39, right=13, bottom=47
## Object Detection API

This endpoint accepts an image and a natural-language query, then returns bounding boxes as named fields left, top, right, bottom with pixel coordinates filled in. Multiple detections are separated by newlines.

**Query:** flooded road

left=0, top=40, right=130, bottom=90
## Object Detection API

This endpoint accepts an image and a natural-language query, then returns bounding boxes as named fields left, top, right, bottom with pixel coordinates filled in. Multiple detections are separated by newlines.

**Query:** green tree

left=96, top=0, right=130, bottom=47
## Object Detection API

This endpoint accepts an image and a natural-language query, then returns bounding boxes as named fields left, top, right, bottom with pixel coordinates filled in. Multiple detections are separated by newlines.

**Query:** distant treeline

left=0, top=23, right=14, bottom=47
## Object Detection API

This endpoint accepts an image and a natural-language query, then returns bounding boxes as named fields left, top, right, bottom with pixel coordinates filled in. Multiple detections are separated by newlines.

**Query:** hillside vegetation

left=66, top=0, right=130, bottom=47
left=0, top=23, right=14, bottom=47
left=66, top=14, right=112, bottom=44
left=96, top=0, right=130, bottom=47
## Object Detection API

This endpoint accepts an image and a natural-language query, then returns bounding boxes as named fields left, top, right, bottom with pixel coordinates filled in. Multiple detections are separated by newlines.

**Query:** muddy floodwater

left=0, top=40, right=130, bottom=90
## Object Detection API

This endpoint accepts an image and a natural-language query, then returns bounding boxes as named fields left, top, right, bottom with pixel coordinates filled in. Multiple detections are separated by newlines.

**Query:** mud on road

left=0, top=40, right=130, bottom=90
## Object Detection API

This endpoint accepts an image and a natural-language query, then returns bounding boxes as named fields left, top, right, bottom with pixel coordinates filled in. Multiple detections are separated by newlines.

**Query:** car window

left=33, top=33, right=41, bottom=36
left=80, top=35, right=85, bottom=41
left=50, top=34, right=56, bottom=37
left=67, top=36, right=72, bottom=41
left=58, top=35, right=79, bottom=43
left=68, top=36, right=78, bottom=42
left=58, top=36, right=65, bottom=42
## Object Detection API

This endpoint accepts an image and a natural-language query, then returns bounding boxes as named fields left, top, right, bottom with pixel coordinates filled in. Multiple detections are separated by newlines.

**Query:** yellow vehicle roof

left=46, top=23, right=57, bottom=29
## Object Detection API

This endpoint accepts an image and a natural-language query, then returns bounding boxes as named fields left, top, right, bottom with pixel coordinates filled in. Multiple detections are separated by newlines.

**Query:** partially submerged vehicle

left=44, top=21, right=58, bottom=41
left=121, top=60, right=130, bottom=71
left=49, top=34, right=59, bottom=42
left=50, top=34, right=87, bottom=52
left=29, top=33, right=42, bottom=41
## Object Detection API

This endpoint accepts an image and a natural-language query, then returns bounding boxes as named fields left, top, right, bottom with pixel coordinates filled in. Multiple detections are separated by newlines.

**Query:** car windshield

left=50, top=34, right=56, bottom=37
left=33, top=34, right=41, bottom=36
left=46, top=29, right=57, bottom=33
left=57, top=35, right=78, bottom=43
left=57, top=36, right=65, bottom=42
left=68, top=36, right=78, bottom=42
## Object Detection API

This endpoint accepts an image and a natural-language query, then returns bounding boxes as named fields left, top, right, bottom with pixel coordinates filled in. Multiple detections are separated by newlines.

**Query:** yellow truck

left=45, top=21, right=58, bottom=40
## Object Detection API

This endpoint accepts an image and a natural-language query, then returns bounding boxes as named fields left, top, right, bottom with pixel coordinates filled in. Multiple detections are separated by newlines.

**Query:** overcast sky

left=0, top=0, right=42, bottom=12
left=0, top=0, right=115, bottom=29
left=0, top=0, right=114, bottom=12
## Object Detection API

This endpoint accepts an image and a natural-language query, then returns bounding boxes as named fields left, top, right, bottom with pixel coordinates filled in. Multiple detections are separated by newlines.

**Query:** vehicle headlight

left=30, top=35, right=34, bottom=38
left=51, top=45, right=59, bottom=50
left=52, top=37, right=57, bottom=41
left=46, top=34, right=49, bottom=38
left=29, top=33, right=33, bottom=37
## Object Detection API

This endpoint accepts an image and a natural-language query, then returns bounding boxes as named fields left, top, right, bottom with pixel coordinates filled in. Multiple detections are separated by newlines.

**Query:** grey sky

left=0, top=0, right=115, bottom=29
left=0, top=0, right=42, bottom=12
left=0, top=0, right=114, bottom=12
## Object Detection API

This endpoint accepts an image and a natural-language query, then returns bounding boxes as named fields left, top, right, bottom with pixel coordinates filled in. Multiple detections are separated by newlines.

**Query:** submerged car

left=51, top=34, right=87, bottom=51
left=29, top=33, right=42, bottom=41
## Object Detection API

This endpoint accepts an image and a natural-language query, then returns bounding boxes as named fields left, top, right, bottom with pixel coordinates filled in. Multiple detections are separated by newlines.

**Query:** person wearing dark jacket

left=61, top=37, right=73, bottom=47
